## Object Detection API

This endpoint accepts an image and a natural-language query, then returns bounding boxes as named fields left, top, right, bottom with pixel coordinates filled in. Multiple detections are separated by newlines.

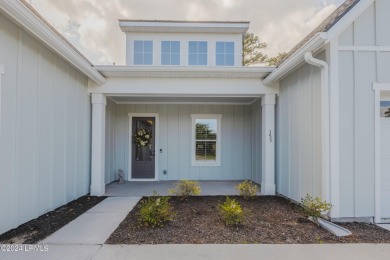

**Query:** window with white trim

left=191, top=114, right=222, bottom=166
left=188, top=41, right=207, bottom=65
left=161, top=41, right=180, bottom=65
left=216, top=42, right=234, bottom=66
left=134, top=40, right=153, bottom=65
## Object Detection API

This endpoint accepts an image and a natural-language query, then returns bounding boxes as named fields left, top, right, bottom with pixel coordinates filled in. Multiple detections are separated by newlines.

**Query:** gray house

left=0, top=0, right=389, bottom=235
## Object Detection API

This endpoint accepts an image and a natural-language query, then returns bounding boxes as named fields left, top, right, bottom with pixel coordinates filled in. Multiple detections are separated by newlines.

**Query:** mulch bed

left=0, top=196, right=106, bottom=244
left=106, top=196, right=390, bottom=244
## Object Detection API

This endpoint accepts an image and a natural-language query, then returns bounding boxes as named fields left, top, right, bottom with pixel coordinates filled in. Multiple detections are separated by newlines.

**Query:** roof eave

left=0, top=0, right=106, bottom=85
left=263, top=33, right=328, bottom=86
left=95, top=66, right=274, bottom=79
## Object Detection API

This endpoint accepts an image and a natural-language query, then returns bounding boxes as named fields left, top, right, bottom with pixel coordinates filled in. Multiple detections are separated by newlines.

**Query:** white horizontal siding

left=107, top=104, right=256, bottom=182
left=0, top=12, right=91, bottom=235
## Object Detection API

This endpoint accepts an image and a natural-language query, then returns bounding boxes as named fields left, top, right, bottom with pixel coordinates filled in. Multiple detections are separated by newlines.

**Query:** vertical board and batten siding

left=276, top=54, right=323, bottom=203
left=337, top=0, right=390, bottom=218
left=0, top=12, right=91, bottom=235
left=106, top=104, right=257, bottom=182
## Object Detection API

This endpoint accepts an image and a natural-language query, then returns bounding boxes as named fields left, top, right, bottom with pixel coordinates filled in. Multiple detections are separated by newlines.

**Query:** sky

left=29, top=0, right=345, bottom=65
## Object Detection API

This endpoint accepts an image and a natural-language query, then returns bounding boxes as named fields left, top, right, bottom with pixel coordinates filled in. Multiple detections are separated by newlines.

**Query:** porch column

left=90, top=93, right=106, bottom=196
left=261, top=94, right=276, bottom=195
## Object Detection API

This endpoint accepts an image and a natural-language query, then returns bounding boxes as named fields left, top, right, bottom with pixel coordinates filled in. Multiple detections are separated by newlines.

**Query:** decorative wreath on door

left=134, top=128, right=152, bottom=147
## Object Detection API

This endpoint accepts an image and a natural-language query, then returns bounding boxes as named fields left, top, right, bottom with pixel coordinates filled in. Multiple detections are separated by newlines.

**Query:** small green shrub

left=301, top=194, right=332, bottom=218
left=138, top=192, right=176, bottom=228
left=219, top=197, right=244, bottom=226
left=169, top=180, right=201, bottom=199
left=235, top=180, right=258, bottom=200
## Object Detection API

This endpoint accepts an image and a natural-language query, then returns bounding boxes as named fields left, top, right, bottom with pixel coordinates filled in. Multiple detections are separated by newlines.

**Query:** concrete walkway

left=40, top=197, right=140, bottom=245
left=3, top=244, right=390, bottom=260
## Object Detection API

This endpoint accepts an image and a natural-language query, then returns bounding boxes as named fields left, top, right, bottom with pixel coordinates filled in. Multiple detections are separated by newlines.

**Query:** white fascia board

left=326, top=0, right=375, bottom=41
left=95, top=66, right=275, bottom=79
left=119, top=21, right=249, bottom=35
left=263, top=33, right=328, bottom=86
left=0, top=0, right=106, bottom=85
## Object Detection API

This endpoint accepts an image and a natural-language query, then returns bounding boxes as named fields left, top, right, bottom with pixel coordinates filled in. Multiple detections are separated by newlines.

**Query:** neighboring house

left=0, top=0, right=389, bottom=235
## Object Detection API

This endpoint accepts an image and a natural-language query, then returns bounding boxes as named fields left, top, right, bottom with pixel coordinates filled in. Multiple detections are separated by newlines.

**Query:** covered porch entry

left=88, top=67, right=277, bottom=196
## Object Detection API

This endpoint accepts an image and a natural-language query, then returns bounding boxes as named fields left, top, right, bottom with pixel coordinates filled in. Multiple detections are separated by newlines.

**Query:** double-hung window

left=161, top=41, right=180, bottom=65
left=134, top=40, right=153, bottom=65
left=188, top=41, right=207, bottom=65
left=216, top=42, right=234, bottom=66
left=191, top=114, right=222, bottom=166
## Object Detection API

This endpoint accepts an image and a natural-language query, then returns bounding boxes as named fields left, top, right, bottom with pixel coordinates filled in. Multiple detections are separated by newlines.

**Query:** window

left=216, top=42, right=234, bottom=66
left=161, top=41, right=180, bottom=65
left=191, top=114, right=222, bottom=166
left=188, top=41, right=207, bottom=65
left=134, top=40, right=153, bottom=65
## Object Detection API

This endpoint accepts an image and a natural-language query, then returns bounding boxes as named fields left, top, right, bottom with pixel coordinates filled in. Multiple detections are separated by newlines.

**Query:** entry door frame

left=128, top=113, right=159, bottom=182
left=373, top=83, right=390, bottom=223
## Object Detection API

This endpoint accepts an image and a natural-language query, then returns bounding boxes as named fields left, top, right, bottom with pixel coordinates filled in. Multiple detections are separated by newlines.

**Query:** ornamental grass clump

left=235, top=180, right=258, bottom=200
left=169, top=180, right=201, bottom=200
left=301, top=194, right=332, bottom=222
left=138, top=192, right=176, bottom=228
left=219, top=197, right=244, bottom=226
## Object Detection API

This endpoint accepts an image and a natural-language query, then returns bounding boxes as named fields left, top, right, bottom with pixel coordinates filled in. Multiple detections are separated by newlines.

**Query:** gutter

left=304, top=51, right=331, bottom=213
left=263, top=33, right=328, bottom=86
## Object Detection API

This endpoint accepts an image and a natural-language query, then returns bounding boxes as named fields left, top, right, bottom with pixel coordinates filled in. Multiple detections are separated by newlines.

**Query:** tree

left=242, top=32, right=268, bottom=66
left=266, top=52, right=288, bottom=66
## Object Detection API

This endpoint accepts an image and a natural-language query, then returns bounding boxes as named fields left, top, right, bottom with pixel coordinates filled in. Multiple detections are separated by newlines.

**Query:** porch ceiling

left=108, top=95, right=259, bottom=105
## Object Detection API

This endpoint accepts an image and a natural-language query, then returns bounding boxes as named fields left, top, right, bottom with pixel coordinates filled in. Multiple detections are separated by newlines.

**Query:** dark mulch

left=106, top=196, right=390, bottom=244
left=0, top=196, right=106, bottom=244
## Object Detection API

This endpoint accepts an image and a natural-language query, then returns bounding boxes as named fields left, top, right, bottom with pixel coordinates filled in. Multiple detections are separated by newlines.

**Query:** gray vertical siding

left=337, top=0, right=390, bottom=218
left=0, top=12, right=91, bottom=235
left=276, top=56, right=323, bottom=203
left=105, top=104, right=256, bottom=182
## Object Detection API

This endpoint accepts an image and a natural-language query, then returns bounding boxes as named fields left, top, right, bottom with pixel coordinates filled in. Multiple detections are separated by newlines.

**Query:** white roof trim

left=95, top=66, right=274, bottom=79
left=263, top=33, right=328, bottom=86
left=119, top=20, right=249, bottom=35
left=0, top=0, right=106, bottom=85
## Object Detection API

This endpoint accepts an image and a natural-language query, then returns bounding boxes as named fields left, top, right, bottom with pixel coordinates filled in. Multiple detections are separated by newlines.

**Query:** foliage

left=134, top=128, right=152, bottom=147
left=266, top=52, right=288, bottom=66
left=235, top=180, right=258, bottom=200
left=385, top=108, right=390, bottom=117
left=169, top=180, right=201, bottom=199
left=196, top=123, right=216, bottom=140
left=242, top=32, right=268, bottom=66
left=138, top=192, right=176, bottom=227
left=219, top=197, right=245, bottom=226
left=301, top=194, right=332, bottom=218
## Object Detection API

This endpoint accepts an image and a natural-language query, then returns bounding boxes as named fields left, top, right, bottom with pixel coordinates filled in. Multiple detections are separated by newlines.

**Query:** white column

left=90, top=93, right=106, bottom=196
left=261, top=94, right=276, bottom=195
left=0, top=64, right=4, bottom=135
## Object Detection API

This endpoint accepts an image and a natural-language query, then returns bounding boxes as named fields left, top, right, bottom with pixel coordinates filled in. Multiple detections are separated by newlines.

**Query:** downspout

left=304, top=52, right=331, bottom=207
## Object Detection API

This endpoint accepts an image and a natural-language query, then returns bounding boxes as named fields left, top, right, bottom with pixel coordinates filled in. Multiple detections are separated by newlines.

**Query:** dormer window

left=134, top=40, right=153, bottom=65
left=161, top=41, right=180, bottom=65
left=216, top=42, right=234, bottom=66
left=188, top=41, right=207, bottom=66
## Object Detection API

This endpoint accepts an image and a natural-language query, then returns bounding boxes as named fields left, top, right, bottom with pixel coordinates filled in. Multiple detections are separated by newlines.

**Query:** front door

left=131, top=117, right=155, bottom=179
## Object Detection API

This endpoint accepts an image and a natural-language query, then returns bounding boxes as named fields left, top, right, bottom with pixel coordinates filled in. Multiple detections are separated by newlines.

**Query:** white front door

left=381, top=116, right=390, bottom=220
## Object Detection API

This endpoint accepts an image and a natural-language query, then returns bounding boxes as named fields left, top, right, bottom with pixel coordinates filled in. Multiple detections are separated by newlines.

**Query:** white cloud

left=30, top=0, right=343, bottom=65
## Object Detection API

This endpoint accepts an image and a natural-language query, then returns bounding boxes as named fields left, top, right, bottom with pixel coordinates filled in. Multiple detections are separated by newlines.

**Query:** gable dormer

left=119, top=20, right=249, bottom=67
